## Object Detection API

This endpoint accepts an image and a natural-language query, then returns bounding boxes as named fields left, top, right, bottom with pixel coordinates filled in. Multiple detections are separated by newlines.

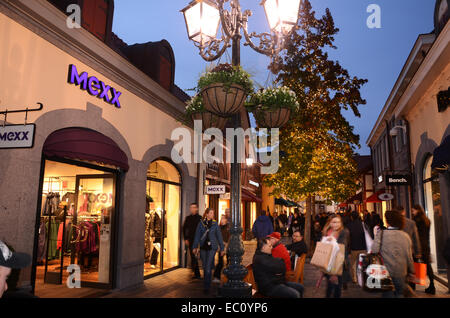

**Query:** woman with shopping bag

left=370, top=210, right=415, bottom=298
left=312, top=214, right=350, bottom=298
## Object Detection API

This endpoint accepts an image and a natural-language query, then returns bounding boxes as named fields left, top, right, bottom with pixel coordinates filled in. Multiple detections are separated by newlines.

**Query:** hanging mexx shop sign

left=67, top=64, right=122, bottom=108
left=0, top=124, right=36, bottom=149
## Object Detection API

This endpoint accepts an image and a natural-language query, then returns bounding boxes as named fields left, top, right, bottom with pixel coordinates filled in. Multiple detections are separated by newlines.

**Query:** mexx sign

left=0, top=124, right=36, bottom=149
left=68, top=64, right=122, bottom=108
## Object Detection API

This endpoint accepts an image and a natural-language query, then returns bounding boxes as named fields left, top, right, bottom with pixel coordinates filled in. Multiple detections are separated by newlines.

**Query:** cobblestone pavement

left=104, top=237, right=450, bottom=298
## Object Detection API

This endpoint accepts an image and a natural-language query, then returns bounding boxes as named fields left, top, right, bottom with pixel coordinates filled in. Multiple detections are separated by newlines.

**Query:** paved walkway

left=104, top=239, right=450, bottom=298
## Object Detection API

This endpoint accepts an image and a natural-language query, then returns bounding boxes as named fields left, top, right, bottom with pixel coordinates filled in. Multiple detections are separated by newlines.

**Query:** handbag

left=199, top=221, right=211, bottom=250
left=357, top=230, right=394, bottom=292
left=413, top=261, right=427, bottom=286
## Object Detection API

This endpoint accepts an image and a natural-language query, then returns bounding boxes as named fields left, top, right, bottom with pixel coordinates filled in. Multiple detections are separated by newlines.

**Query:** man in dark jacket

left=182, top=203, right=202, bottom=279
left=286, top=231, right=308, bottom=270
left=396, top=206, right=422, bottom=258
left=252, top=211, right=274, bottom=240
left=347, top=211, right=367, bottom=283
left=252, top=238, right=304, bottom=298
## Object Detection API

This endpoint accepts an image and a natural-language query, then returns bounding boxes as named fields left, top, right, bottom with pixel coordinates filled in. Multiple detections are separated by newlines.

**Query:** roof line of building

left=366, top=33, right=436, bottom=146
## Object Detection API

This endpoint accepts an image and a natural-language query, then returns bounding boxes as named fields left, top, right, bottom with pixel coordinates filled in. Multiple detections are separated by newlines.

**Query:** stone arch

left=414, top=132, right=439, bottom=206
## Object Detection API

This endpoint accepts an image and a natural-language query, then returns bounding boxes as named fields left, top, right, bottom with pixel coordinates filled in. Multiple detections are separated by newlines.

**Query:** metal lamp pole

left=181, top=0, right=301, bottom=298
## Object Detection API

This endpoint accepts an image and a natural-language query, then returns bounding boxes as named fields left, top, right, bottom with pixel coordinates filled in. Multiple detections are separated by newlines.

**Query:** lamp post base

left=218, top=282, right=252, bottom=298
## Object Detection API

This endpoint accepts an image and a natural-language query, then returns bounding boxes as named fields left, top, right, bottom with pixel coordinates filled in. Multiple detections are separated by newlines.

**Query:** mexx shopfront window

left=34, top=160, right=117, bottom=294
left=144, top=160, right=181, bottom=278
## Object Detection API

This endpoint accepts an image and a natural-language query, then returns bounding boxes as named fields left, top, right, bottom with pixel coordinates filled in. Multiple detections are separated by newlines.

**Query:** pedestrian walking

left=395, top=206, right=422, bottom=293
left=279, top=211, right=288, bottom=236
left=288, top=210, right=302, bottom=237
left=321, top=214, right=350, bottom=298
left=0, top=240, right=32, bottom=298
left=252, top=238, right=304, bottom=298
left=252, top=210, right=274, bottom=240
left=182, top=203, right=202, bottom=279
left=266, top=232, right=291, bottom=271
left=371, top=213, right=385, bottom=238
left=347, top=211, right=367, bottom=283
left=213, top=208, right=231, bottom=282
left=371, top=210, right=415, bottom=298
left=192, top=208, right=225, bottom=294
left=412, top=205, right=436, bottom=294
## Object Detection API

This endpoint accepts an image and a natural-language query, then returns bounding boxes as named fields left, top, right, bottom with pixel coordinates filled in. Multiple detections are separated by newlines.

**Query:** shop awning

left=286, top=199, right=299, bottom=207
left=242, top=188, right=262, bottom=203
left=431, top=135, right=450, bottom=171
left=275, top=197, right=291, bottom=206
left=365, top=190, right=384, bottom=203
left=43, top=127, right=129, bottom=171
left=222, top=185, right=262, bottom=202
left=345, top=192, right=362, bottom=204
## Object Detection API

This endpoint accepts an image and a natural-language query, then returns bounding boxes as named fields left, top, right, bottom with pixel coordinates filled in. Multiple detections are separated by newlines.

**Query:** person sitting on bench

left=252, top=237, right=304, bottom=298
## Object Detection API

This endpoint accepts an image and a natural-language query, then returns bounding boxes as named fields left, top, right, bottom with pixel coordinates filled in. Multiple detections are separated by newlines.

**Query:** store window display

left=423, top=155, right=447, bottom=274
left=34, top=160, right=116, bottom=294
left=144, top=160, right=181, bottom=277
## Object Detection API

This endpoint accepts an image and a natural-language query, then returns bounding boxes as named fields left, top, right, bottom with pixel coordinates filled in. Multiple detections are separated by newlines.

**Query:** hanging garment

left=145, top=213, right=152, bottom=259
left=45, top=219, right=60, bottom=259
left=37, top=221, right=47, bottom=263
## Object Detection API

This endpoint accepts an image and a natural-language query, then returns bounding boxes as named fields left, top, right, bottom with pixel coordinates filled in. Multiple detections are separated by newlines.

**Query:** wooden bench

left=286, top=254, right=306, bottom=284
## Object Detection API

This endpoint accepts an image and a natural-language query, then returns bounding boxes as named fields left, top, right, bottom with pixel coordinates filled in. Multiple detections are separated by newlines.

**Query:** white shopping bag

left=320, top=236, right=340, bottom=273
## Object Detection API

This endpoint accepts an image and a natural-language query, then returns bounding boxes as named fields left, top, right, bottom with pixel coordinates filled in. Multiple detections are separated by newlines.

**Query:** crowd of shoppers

left=181, top=203, right=450, bottom=298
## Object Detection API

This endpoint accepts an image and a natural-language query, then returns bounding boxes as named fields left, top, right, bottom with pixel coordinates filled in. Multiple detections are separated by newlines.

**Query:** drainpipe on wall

left=385, top=119, right=395, bottom=210
left=404, top=118, right=415, bottom=215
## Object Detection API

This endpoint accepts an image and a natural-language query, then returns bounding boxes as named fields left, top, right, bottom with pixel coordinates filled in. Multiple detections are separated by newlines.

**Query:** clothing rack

left=43, top=205, right=67, bottom=285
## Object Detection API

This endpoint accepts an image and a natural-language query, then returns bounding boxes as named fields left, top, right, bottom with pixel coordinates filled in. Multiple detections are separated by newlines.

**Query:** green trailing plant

left=197, top=63, right=254, bottom=95
left=247, top=86, right=300, bottom=112
left=185, top=94, right=205, bottom=115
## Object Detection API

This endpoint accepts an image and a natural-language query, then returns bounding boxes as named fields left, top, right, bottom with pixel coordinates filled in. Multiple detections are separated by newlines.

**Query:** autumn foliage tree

left=262, top=0, right=368, bottom=247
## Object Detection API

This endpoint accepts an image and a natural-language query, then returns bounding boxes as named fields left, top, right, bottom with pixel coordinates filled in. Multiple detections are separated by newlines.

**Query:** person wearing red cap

left=266, top=232, right=291, bottom=271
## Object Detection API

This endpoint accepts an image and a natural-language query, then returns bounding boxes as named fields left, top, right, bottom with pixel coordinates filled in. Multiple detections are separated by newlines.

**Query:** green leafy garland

left=185, top=94, right=205, bottom=115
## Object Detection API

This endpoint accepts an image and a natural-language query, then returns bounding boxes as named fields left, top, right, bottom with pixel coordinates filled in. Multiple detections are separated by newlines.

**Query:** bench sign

left=68, top=64, right=122, bottom=108
left=386, top=174, right=411, bottom=186
left=206, top=185, right=226, bottom=195
left=0, top=124, right=35, bottom=149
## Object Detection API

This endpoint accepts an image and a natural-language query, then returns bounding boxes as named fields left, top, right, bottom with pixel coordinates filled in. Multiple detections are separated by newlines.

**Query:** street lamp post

left=181, top=0, right=301, bottom=297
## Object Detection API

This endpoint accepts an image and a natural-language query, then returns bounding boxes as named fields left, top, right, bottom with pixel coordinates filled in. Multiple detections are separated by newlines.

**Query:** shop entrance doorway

left=31, top=127, right=128, bottom=296
left=33, top=160, right=118, bottom=296
left=144, top=160, right=181, bottom=278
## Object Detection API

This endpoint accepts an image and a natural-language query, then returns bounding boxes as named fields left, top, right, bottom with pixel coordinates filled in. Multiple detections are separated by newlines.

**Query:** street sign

left=220, top=193, right=230, bottom=200
left=386, top=174, right=411, bottom=186
left=206, top=185, right=226, bottom=195
left=378, top=193, right=394, bottom=201
left=0, top=124, right=36, bottom=149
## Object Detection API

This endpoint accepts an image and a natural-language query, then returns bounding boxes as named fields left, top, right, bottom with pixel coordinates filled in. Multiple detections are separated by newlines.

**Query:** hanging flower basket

left=200, top=83, right=247, bottom=116
left=191, top=111, right=228, bottom=130
left=253, top=107, right=291, bottom=128
left=185, top=94, right=227, bottom=130
left=197, top=63, right=254, bottom=117
left=247, top=86, right=299, bottom=128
